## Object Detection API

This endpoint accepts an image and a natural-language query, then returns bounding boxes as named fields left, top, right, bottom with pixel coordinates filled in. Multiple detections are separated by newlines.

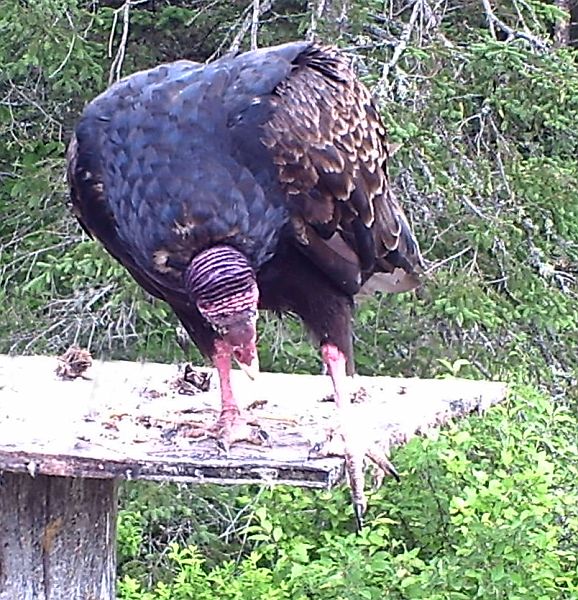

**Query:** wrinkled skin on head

left=219, top=310, right=258, bottom=366
left=196, top=284, right=260, bottom=377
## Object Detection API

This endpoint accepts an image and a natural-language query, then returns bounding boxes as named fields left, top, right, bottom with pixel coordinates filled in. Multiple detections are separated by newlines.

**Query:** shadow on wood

left=0, top=354, right=507, bottom=599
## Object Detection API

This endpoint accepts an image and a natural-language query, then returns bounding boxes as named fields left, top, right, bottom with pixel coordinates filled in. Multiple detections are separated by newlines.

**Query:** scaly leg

left=314, top=343, right=399, bottom=530
left=184, top=340, right=268, bottom=451
left=321, top=344, right=367, bottom=524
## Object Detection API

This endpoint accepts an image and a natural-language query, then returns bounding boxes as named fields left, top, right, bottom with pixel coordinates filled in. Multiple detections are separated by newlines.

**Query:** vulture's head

left=185, top=246, right=259, bottom=377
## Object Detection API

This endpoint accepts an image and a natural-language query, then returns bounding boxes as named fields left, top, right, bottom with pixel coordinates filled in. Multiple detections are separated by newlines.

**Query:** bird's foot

left=212, top=409, right=270, bottom=453
left=309, top=424, right=399, bottom=530
left=183, top=409, right=269, bottom=453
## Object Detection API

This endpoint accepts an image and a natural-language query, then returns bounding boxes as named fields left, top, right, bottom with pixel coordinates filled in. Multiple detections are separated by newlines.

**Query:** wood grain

left=0, top=473, right=117, bottom=600
left=0, top=355, right=507, bottom=487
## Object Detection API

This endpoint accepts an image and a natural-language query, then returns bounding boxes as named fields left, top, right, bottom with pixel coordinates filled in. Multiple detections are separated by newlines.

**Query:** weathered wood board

left=0, top=472, right=117, bottom=600
left=0, top=355, right=507, bottom=488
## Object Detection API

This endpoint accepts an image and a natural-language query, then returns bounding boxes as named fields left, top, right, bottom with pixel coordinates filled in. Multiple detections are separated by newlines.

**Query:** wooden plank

left=0, top=355, right=507, bottom=488
left=0, top=473, right=117, bottom=600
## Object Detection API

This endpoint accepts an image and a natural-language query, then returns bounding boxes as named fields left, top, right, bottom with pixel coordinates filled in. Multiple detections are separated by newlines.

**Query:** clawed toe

left=365, top=447, right=400, bottom=484
left=353, top=499, right=366, bottom=531
left=179, top=411, right=270, bottom=453
left=309, top=429, right=397, bottom=481
left=214, top=422, right=270, bottom=453
left=212, top=411, right=270, bottom=453
left=309, top=427, right=399, bottom=530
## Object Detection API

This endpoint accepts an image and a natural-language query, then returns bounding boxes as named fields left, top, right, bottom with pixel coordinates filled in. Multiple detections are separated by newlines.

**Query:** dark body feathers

left=68, top=41, right=423, bottom=370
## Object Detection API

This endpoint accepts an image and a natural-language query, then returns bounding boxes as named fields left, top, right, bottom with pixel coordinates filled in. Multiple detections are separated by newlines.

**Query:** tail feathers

left=358, top=269, right=421, bottom=297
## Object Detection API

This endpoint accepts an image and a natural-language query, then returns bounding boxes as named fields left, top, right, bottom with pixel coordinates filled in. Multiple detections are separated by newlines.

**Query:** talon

left=353, top=500, right=365, bottom=532
left=255, top=428, right=271, bottom=445
left=213, top=414, right=269, bottom=452
left=217, top=437, right=230, bottom=454
left=366, top=447, right=400, bottom=483
left=310, top=424, right=399, bottom=528
left=179, top=409, right=269, bottom=453
left=308, top=442, right=323, bottom=458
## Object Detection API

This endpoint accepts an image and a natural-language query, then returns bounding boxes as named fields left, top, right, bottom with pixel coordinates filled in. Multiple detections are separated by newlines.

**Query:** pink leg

left=208, top=340, right=268, bottom=452
left=320, top=344, right=367, bottom=525
left=321, top=344, right=350, bottom=410
left=318, top=343, right=399, bottom=530
left=213, top=339, right=240, bottom=417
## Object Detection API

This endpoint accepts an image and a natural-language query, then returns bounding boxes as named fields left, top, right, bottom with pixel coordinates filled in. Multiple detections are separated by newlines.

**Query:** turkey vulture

left=67, top=41, right=424, bottom=527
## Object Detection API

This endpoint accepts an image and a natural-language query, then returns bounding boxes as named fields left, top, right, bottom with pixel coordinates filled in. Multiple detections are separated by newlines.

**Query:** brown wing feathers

left=260, top=44, right=422, bottom=294
left=68, top=42, right=421, bottom=306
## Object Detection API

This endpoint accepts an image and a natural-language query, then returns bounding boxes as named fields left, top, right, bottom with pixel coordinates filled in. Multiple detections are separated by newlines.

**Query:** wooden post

left=0, top=473, right=117, bottom=600
left=0, top=354, right=507, bottom=598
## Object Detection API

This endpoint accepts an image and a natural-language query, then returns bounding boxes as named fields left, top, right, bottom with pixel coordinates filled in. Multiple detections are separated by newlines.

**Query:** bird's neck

left=184, top=245, right=258, bottom=319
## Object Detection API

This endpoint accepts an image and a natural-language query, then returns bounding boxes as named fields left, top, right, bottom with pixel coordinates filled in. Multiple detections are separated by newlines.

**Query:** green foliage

left=115, top=388, right=578, bottom=599
left=1, top=0, right=577, bottom=597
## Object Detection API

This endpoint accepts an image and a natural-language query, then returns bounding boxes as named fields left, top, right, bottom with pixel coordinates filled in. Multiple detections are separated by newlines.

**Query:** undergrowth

left=1, top=0, right=577, bottom=597
left=116, top=386, right=578, bottom=599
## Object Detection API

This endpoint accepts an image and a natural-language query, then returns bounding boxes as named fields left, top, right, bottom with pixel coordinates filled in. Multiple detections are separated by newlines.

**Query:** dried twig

left=381, top=0, right=422, bottom=82
left=307, top=0, right=326, bottom=41
left=250, top=0, right=260, bottom=50
left=9, top=84, right=63, bottom=138
left=208, top=0, right=273, bottom=61
left=229, top=0, right=272, bottom=54
left=108, top=0, right=149, bottom=85
left=108, top=2, right=130, bottom=84
left=185, top=0, right=221, bottom=27
left=426, top=245, right=472, bottom=274
left=480, top=0, right=549, bottom=50
left=49, top=11, right=77, bottom=80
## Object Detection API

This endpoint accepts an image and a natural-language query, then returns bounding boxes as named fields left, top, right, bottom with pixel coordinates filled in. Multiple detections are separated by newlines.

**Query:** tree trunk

left=554, top=0, right=571, bottom=47
left=0, top=473, right=117, bottom=600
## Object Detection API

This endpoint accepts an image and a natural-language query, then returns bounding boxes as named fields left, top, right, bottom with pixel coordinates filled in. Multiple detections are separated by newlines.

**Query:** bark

left=554, top=0, right=571, bottom=47
left=0, top=473, right=117, bottom=600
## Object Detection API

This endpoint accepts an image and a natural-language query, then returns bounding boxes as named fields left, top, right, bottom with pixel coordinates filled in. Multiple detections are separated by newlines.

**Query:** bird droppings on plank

left=0, top=354, right=506, bottom=488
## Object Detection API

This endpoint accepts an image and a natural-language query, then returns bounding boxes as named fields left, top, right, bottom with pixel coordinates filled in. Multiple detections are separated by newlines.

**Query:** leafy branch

left=480, top=0, right=549, bottom=50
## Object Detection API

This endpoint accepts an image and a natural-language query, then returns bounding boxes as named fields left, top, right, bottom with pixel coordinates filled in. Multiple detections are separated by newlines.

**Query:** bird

left=67, top=41, right=424, bottom=528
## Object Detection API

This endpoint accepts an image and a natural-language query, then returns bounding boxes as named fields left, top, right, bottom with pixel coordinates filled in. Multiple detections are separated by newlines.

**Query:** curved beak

left=224, top=318, right=259, bottom=380
left=234, top=352, right=260, bottom=380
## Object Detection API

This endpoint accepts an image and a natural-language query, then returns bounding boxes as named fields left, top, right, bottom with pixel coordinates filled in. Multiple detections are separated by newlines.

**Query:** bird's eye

left=197, top=300, right=210, bottom=312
